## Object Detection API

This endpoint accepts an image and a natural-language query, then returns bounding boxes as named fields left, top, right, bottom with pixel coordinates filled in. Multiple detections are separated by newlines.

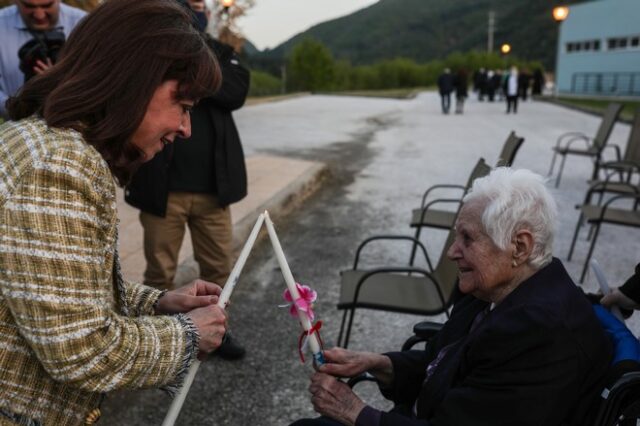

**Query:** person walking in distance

left=505, top=66, right=519, bottom=114
left=437, top=68, right=454, bottom=114
left=454, top=69, right=468, bottom=114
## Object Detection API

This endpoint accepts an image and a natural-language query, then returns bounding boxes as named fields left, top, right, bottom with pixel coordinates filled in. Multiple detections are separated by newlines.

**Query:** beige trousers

left=140, top=192, right=232, bottom=289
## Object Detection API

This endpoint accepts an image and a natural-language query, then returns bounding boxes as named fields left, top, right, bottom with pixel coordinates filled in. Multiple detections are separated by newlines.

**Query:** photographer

left=0, top=0, right=85, bottom=118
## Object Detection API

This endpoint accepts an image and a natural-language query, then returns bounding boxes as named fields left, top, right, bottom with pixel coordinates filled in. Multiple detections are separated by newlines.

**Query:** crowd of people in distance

left=436, top=66, right=546, bottom=115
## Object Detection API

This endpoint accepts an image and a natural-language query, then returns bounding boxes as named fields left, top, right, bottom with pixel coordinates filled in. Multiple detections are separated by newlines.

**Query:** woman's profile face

left=447, top=200, right=516, bottom=303
left=130, top=80, right=194, bottom=161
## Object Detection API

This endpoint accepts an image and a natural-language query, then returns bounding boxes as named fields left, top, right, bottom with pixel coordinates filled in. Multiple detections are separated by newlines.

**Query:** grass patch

left=555, top=97, right=639, bottom=121
left=320, top=87, right=429, bottom=99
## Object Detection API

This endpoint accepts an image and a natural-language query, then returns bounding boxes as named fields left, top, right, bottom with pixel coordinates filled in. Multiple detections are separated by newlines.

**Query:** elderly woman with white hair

left=292, top=168, right=613, bottom=426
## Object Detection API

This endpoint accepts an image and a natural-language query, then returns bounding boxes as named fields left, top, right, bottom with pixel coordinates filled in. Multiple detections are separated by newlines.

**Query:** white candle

left=263, top=211, right=325, bottom=365
left=163, top=213, right=266, bottom=426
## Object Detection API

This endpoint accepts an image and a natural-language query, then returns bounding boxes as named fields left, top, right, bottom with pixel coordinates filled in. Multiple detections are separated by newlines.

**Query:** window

left=607, top=35, right=640, bottom=51
left=566, top=39, right=602, bottom=54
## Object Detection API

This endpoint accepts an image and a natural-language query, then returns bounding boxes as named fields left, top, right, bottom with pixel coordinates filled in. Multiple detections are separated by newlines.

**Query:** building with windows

left=556, top=0, right=640, bottom=97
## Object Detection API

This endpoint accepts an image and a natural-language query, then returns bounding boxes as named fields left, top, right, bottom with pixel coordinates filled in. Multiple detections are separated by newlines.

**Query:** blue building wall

left=556, top=0, right=640, bottom=97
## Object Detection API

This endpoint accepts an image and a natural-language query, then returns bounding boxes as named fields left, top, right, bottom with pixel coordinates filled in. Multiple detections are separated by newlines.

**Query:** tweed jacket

left=0, top=117, right=198, bottom=426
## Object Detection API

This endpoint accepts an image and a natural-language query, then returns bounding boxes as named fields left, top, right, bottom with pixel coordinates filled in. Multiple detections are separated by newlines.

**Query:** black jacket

left=380, top=258, right=612, bottom=426
left=125, top=37, right=250, bottom=217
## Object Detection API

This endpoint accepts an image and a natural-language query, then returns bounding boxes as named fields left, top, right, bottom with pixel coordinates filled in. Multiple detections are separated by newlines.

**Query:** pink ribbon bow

left=283, top=282, right=317, bottom=321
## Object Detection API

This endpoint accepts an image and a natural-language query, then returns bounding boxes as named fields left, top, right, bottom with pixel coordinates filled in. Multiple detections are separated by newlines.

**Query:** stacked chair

left=568, top=108, right=640, bottom=282
left=548, top=103, right=623, bottom=187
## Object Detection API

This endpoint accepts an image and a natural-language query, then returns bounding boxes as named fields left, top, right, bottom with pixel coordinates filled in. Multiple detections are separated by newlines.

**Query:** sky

left=235, top=0, right=378, bottom=50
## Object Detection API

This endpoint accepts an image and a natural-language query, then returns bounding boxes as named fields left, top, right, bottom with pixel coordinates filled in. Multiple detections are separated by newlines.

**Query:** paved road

left=102, top=92, right=638, bottom=425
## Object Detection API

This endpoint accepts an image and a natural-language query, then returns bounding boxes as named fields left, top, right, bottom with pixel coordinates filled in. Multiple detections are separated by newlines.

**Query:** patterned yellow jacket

left=0, top=117, right=198, bottom=425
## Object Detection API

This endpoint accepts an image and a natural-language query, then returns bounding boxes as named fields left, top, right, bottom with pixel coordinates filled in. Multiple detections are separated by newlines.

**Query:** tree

left=287, top=38, right=335, bottom=92
left=212, top=0, right=255, bottom=53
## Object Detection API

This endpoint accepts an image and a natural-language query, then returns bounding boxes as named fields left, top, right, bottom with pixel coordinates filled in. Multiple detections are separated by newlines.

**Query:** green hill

left=253, top=0, right=585, bottom=70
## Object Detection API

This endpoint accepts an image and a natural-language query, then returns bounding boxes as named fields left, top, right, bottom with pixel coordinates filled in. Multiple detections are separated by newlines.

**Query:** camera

left=18, top=30, right=66, bottom=82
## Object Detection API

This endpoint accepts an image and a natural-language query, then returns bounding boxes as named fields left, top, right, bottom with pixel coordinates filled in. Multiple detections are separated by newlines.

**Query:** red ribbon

left=297, top=320, right=324, bottom=363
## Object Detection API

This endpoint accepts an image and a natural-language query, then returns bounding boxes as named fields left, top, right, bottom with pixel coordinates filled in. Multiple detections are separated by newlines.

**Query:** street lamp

left=552, top=6, right=569, bottom=22
left=222, top=0, right=234, bottom=11
left=500, top=43, right=511, bottom=55
left=552, top=6, right=569, bottom=97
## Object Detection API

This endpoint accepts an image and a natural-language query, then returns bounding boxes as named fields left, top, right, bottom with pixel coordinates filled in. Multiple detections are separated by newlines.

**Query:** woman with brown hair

left=0, top=0, right=228, bottom=424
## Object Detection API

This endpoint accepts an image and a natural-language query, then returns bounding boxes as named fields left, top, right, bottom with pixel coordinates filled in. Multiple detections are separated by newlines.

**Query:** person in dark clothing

left=453, top=69, right=468, bottom=114
left=290, top=168, right=612, bottom=426
left=518, top=70, right=531, bottom=101
left=532, top=68, right=545, bottom=96
left=504, top=66, right=519, bottom=114
left=125, top=0, right=249, bottom=360
left=437, top=68, right=454, bottom=114
left=473, top=68, right=487, bottom=101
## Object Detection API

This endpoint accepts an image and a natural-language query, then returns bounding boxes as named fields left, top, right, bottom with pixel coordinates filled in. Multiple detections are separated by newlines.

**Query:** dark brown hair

left=7, top=0, right=220, bottom=185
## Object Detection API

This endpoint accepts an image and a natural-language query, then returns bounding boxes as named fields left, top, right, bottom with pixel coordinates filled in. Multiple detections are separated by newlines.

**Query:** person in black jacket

left=436, top=68, right=453, bottom=114
left=125, top=0, right=249, bottom=359
left=291, top=168, right=612, bottom=426
left=453, top=69, right=468, bottom=114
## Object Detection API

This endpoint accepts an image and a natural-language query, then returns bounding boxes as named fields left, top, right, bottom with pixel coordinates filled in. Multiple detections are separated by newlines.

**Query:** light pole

left=552, top=6, right=569, bottom=97
left=500, top=43, right=511, bottom=56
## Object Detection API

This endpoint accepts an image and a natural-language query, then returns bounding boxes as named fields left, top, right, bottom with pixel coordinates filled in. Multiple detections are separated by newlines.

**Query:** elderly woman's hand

left=309, top=372, right=366, bottom=426
left=318, top=348, right=394, bottom=387
left=155, top=279, right=222, bottom=314
left=186, top=304, right=228, bottom=357
left=601, top=288, right=640, bottom=311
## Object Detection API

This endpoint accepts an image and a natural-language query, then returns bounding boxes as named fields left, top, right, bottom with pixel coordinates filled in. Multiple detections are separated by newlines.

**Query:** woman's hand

left=318, top=347, right=394, bottom=387
left=309, top=372, right=366, bottom=426
left=601, top=288, right=640, bottom=311
left=186, top=304, right=227, bottom=356
left=155, top=279, right=222, bottom=314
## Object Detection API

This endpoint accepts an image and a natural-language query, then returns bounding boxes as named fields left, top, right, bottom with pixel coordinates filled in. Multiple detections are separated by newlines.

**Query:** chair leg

left=337, top=310, right=348, bottom=348
left=580, top=223, right=602, bottom=283
left=409, top=226, right=423, bottom=266
left=548, top=150, right=558, bottom=177
left=591, top=156, right=601, bottom=181
left=555, top=154, right=568, bottom=187
left=567, top=213, right=584, bottom=261
left=343, top=308, right=357, bottom=349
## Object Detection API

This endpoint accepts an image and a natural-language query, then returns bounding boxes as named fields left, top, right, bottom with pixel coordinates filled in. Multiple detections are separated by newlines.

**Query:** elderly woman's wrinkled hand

left=601, top=288, right=640, bottom=311
left=186, top=304, right=228, bottom=357
left=318, top=347, right=394, bottom=386
left=309, top=372, right=366, bottom=426
left=155, top=279, right=222, bottom=314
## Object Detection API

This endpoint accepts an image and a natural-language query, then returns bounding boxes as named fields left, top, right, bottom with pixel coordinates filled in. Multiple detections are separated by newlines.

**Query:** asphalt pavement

left=102, top=91, right=639, bottom=425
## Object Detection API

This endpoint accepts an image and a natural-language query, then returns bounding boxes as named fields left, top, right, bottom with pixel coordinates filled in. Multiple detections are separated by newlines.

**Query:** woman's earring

left=512, top=260, right=518, bottom=267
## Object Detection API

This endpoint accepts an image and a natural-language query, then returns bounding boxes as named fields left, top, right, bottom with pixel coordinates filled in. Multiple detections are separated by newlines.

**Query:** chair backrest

left=435, top=158, right=491, bottom=305
left=495, top=131, right=525, bottom=167
left=623, top=107, right=640, bottom=164
left=593, top=103, right=623, bottom=151
left=463, top=157, right=492, bottom=194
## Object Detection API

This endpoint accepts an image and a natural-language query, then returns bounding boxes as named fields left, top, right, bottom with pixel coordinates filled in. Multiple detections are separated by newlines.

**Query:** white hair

left=463, top=167, right=558, bottom=269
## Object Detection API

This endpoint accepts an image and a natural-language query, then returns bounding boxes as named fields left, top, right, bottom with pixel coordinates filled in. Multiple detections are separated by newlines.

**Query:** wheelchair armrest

left=347, top=372, right=377, bottom=388
left=400, top=321, right=444, bottom=351
left=413, top=321, right=444, bottom=339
